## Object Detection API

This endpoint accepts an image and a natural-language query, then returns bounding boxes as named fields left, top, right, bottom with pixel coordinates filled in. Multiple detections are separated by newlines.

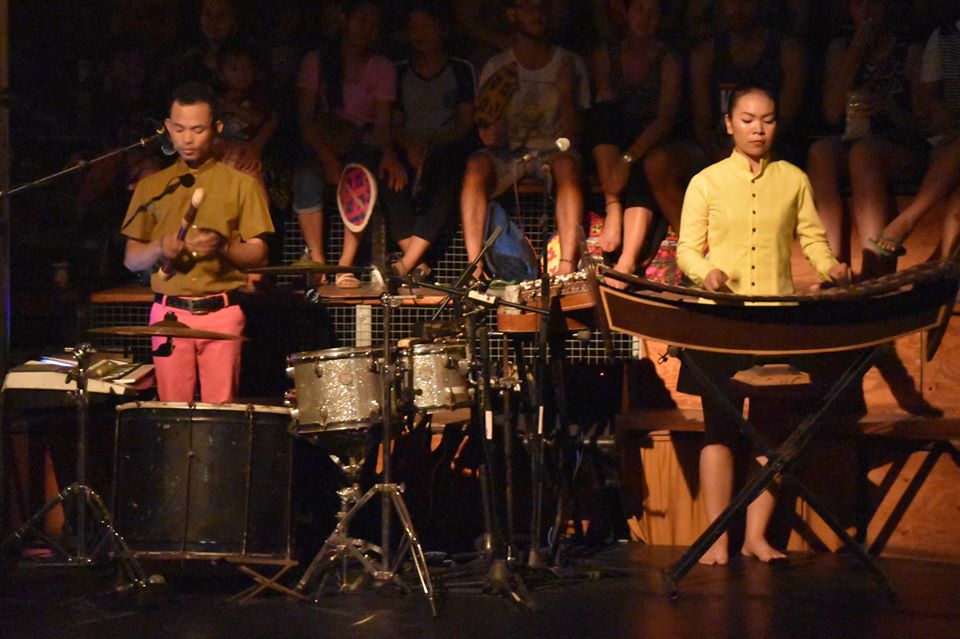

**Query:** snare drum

left=286, top=346, right=383, bottom=433
left=112, top=402, right=292, bottom=558
left=401, top=340, right=471, bottom=412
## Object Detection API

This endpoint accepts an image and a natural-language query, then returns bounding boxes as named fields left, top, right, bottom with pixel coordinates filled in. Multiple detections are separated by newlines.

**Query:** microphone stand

left=0, top=130, right=166, bottom=600
left=410, top=278, right=547, bottom=609
left=0, top=130, right=164, bottom=201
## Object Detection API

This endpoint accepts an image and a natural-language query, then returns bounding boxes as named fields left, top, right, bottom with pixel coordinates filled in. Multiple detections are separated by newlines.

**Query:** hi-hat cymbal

left=89, top=318, right=245, bottom=340
left=245, top=264, right=369, bottom=275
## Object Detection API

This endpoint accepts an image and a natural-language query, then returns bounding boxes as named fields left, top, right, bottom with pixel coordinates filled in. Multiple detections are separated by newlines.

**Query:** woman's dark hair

left=323, top=0, right=382, bottom=111
left=725, top=82, right=778, bottom=116
left=170, top=80, right=220, bottom=121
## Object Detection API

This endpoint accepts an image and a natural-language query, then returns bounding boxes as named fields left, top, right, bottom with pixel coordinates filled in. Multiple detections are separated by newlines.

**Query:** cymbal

left=88, top=318, right=245, bottom=340
left=245, top=264, right=368, bottom=275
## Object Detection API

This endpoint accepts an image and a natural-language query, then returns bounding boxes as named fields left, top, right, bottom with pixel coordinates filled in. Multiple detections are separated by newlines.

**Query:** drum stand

left=0, top=344, right=147, bottom=592
left=411, top=277, right=550, bottom=608
left=662, top=347, right=895, bottom=599
left=296, top=289, right=437, bottom=616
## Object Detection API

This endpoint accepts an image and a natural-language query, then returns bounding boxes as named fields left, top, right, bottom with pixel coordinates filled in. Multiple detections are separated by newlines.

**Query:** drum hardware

left=89, top=313, right=246, bottom=341
left=295, top=288, right=437, bottom=616
left=429, top=225, right=503, bottom=322
left=1, top=343, right=148, bottom=595
left=0, top=128, right=168, bottom=567
left=412, top=275, right=550, bottom=607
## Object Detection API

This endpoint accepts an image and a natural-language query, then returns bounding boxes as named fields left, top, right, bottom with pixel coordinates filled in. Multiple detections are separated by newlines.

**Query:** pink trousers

left=149, top=302, right=245, bottom=403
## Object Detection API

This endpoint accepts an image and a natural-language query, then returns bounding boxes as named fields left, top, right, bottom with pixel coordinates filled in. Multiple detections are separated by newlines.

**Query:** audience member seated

left=450, top=0, right=514, bottom=70
left=292, top=0, right=409, bottom=288
left=393, top=2, right=479, bottom=279
left=689, top=0, right=806, bottom=164
left=872, top=8, right=960, bottom=262
left=215, top=38, right=278, bottom=188
left=585, top=0, right=691, bottom=289
left=806, top=0, right=927, bottom=280
left=461, top=0, right=590, bottom=279
left=165, top=0, right=242, bottom=92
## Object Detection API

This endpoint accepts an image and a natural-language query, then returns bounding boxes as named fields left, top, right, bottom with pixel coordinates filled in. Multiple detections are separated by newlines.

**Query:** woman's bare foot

left=605, top=259, right=636, bottom=290
left=741, top=538, right=787, bottom=563
left=598, top=202, right=623, bottom=253
left=698, top=537, right=729, bottom=565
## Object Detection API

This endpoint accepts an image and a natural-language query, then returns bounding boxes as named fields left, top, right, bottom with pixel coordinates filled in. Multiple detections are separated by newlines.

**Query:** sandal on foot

left=868, top=235, right=906, bottom=258
left=335, top=272, right=362, bottom=289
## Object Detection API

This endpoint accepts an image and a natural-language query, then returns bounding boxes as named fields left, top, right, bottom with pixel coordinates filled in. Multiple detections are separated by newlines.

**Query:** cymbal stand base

left=295, top=481, right=437, bottom=617
left=1, top=482, right=147, bottom=590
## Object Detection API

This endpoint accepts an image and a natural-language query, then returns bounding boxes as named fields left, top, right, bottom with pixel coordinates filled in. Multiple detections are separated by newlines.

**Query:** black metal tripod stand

left=1, top=344, right=146, bottom=590
left=294, top=276, right=437, bottom=615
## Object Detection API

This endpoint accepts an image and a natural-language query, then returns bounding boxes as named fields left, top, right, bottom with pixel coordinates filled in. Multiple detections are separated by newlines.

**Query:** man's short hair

left=169, top=81, right=219, bottom=122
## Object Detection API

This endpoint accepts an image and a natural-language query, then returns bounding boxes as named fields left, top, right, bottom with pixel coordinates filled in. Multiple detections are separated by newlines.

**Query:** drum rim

left=115, top=401, right=290, bottom=415
left=287, top=345, right=384, bottom=363
left=403, top=340, right=467, bottom=355
left=292, top=418, right=378, bottom=432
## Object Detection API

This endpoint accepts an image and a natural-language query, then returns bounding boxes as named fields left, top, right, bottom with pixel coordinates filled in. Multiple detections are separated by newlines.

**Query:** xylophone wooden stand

left=662, top=347, right=894, bottom=599
left=597, top=260, right=960, bottom=599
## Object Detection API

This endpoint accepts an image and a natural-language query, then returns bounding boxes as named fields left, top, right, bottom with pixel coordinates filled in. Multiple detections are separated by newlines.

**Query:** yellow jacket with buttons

left=677, top=150, right=838, bottom=296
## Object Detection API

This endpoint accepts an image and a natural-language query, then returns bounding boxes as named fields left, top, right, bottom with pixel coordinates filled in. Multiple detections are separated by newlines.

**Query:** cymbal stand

left=410, top=279, right=548, bottom=608
left=1, top=344, right=146, bottom=590
left=295, top=288, right=437, bottom=616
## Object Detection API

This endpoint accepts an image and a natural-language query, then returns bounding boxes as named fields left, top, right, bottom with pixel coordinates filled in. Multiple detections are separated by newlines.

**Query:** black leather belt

left=155, top=290, right=240, bottom=314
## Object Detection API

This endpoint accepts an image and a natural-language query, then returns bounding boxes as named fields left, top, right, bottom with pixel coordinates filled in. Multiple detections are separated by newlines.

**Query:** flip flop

left=868, top=235, right=906, bottom=258
left=335, top=272, right=362, bottom=289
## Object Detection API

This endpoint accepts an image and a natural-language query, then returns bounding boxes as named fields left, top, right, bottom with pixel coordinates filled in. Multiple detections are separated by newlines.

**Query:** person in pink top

left=292, top=0, right=408, bottom=287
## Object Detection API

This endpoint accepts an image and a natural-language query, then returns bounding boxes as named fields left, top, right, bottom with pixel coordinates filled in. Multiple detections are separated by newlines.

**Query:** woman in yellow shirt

left=677, top=84, right=850, bottom=565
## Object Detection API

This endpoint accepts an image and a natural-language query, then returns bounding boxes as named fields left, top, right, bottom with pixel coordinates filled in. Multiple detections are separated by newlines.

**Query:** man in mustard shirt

left=121, top=81, right=274, bottom=403
left=677, top=85, right=849, bottom=566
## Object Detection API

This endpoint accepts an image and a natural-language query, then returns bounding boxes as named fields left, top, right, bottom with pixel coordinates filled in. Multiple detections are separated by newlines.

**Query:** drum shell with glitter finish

left=286, top=346, right=383, bottom=432
left=112, top=402, right=293, bottom=558
left=400, top=340, right=471, bottom=412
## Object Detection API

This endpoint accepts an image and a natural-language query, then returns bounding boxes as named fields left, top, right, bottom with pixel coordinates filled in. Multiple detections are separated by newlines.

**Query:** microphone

left=160, top=136, right=177, bottom=156
left=176, top=173, right=196, bottom=189
left=517, top=137, right=571, bottom=162
left=144, top=120, right=178, bottom=156
left=160, top=188, right=205, bottom=279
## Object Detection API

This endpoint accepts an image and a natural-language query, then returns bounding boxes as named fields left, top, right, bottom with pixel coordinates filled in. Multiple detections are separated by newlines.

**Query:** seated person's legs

left=806, top=137, right=849, bottom=261
left=849, top=137, right=926, bottom=278
left=942, top=185, right=960, bottom=259
left=549, top=151, right=583, bottom=276
left=393, top=145, right=467, bottom=277
left=643, top=140, right=704, bottom=233
left=460, top=151, right=496, bottom=277
left=593, top=142, right=626, bottom=253
left=875, top=136, right=960, bottom=254
left=606, top=164, right=660, bottom=289
left=293, top=161, right=328, bottom=266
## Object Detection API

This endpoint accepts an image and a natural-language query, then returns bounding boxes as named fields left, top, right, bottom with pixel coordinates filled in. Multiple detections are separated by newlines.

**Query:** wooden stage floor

left=2, top=543, right=959, bottom=639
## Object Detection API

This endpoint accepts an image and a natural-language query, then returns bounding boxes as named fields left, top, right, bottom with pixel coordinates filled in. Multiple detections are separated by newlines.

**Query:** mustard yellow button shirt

left=677, top=150, right=838, bottom=296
